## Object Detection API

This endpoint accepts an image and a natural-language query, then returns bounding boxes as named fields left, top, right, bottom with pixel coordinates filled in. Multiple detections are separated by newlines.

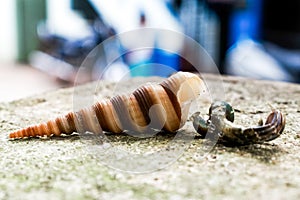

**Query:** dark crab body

left=192, top=101, right=285, bottom=146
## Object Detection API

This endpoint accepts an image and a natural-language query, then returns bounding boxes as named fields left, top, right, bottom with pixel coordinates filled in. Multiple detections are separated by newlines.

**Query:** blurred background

left=1, top=0, right=300, bottom=102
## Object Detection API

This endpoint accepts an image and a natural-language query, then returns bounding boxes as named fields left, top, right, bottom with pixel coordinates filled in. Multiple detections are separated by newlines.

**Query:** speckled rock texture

left=0, top=74, right=300, bottom=200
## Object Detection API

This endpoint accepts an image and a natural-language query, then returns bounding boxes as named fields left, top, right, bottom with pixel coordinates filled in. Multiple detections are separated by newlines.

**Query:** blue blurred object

left=229, top=0, right=262, bottom=44
left=89, top=0, right=183, bottom=78
left=225, top=0, right=300, bottom=82
left=124, top=45, right=181, bottom=78
left=152, top=49, right=180, bottom=77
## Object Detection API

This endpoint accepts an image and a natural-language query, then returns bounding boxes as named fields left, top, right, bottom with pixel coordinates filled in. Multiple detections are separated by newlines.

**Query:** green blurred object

left=16, top=0, right=46, bottom=62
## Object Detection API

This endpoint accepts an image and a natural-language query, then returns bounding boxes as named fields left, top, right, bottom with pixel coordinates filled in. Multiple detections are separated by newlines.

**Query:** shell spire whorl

left=9, top=72, right=204, bottom=139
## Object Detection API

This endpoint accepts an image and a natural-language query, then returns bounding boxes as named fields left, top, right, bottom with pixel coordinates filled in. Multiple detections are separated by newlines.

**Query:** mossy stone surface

left=1, top=74, right=300, bottom=199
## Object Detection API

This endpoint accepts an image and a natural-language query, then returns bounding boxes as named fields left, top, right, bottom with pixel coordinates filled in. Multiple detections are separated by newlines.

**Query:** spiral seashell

left=9, top=72, right=205, bottom=139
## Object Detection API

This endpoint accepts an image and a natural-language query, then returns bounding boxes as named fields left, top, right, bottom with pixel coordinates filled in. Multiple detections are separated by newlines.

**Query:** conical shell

left=9, top=72, right=204, bottom=139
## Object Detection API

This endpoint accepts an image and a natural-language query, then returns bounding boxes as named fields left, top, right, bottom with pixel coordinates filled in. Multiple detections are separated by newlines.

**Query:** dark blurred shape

left=29, top=1, right=114, bottom=83
left=261, top=0, right=300, bottom=82
left=262, top=0, right=300, bottom=49
left=205, top=0, right=246, bottom=73
left=72, top=0, right=99, bottom=21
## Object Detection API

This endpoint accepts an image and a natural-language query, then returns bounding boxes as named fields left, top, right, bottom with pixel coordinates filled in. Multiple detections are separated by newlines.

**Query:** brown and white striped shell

left=9, top=72, right=205, bottom=139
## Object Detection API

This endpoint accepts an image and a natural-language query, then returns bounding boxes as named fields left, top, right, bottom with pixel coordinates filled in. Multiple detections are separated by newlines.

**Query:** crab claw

left=192, top=101, right=286, bottom=146
left=191, top=101, right=234, bottom=138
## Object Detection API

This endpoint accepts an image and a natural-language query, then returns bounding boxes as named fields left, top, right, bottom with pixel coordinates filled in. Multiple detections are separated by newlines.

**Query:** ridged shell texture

left=9, top=72, right=204, bottom=139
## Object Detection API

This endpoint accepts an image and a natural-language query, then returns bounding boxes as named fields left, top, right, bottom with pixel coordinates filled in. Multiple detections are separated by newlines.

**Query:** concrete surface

left=1, top=74, right=300, bottom=200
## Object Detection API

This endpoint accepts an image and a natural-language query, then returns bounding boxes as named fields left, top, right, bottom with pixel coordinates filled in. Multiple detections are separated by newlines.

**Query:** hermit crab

left=8, top=71, right=285, bottom=146
left=191, top=101, right=286, bottom=145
